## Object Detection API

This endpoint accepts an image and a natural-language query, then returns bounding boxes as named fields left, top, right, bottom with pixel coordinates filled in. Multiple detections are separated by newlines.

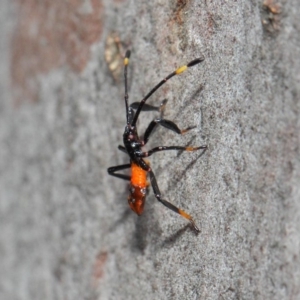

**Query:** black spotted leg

left=107, top=164, right=131, bottom=181
left=148, top=169, right=200, bottom=232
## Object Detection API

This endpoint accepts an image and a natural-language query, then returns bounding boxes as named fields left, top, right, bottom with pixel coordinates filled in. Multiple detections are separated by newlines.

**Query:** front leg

left=143, top=118, right=197, bottom=145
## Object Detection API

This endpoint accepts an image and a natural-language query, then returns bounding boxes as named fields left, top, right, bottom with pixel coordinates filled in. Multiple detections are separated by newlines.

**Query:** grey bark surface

left=1, top=0, right=300, bottom=299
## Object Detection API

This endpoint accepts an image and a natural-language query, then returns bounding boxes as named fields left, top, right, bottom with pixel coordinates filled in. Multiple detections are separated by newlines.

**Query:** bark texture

left=1, top=0, right=299, bottom=299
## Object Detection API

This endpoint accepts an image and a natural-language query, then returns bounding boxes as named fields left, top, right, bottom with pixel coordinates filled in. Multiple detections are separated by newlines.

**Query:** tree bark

left=1, top=0, right=299, bottom=299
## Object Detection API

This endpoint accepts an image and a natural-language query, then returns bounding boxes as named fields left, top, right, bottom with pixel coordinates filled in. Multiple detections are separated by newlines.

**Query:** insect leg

left=138, top=145, right=207, bottom=157
left=107, top=164, right=131, bottom=181
left=148, top=169, right=200, bottom=232
left=118, top=145, right=127, bottom=153
left=143, top=118, right=196, bottom=145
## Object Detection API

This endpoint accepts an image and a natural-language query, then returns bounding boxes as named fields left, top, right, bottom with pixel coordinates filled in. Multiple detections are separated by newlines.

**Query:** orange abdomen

left=130, top=162, right=148, bottom=188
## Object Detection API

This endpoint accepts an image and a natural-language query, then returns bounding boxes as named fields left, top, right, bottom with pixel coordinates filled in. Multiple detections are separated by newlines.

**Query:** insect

left=107, top=50, right=206, bottom=232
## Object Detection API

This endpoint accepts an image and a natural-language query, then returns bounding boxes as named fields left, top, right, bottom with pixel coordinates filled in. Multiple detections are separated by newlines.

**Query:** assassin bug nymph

left=107, top=50, right=207, bottom=232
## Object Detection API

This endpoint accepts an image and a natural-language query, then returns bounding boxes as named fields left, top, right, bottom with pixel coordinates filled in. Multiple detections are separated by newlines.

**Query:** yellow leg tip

left=175, top=65, right=187, bottom=75
left=178, top=209, right=192, bottom=220
left=185, top=147, right=195, bottom=151
left=124, top=57, right=129, bottom=66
